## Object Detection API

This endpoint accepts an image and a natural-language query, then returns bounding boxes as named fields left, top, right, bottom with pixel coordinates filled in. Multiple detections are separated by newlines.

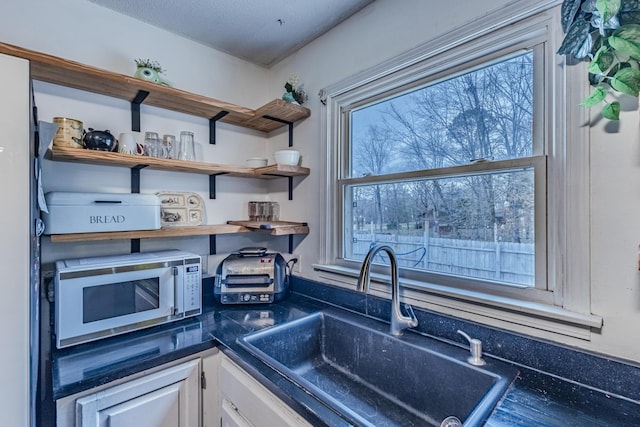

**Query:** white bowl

left=246, top=157, right=268, bottom=167
left=273, top=149, right=300, bottom=166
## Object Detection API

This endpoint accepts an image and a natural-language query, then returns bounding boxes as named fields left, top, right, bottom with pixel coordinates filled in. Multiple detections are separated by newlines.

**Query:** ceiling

left=87, top=0, right=375, bottom=68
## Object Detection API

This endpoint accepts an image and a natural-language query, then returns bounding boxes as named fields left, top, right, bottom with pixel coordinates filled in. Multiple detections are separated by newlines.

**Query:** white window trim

left=317, top=0, right=601, bottom=340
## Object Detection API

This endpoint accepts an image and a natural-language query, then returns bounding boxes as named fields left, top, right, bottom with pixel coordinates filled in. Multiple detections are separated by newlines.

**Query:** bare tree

left=352, top=125, right=397, bottom=230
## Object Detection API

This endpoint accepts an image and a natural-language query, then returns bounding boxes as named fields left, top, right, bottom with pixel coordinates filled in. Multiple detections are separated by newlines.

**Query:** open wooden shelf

left=50, top=146, right=310, bottom=178
left=6, top=40, right=313, bottom=249
left=226, top=220, right=309, bottom=235
left=48, top=221, right=309, bottom=243
left=0, top=42, right=310, bottom=133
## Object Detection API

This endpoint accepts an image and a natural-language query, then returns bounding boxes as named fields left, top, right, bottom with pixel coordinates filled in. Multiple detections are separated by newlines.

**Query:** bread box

left=42, top=192, right=161, bottom=234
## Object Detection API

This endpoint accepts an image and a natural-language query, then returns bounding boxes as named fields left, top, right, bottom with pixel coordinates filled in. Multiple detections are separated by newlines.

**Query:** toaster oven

left=214, top=247, right=287, bottom=304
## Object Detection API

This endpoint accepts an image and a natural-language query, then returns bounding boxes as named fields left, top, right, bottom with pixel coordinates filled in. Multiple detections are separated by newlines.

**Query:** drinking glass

left=178, top=131, right=195, bottom=161
left=162, top=134, right=176, bottom=159
left=144, top=131, right=165, bottom=158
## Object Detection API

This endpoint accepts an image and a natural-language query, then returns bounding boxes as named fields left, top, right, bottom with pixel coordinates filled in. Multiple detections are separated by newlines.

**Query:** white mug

left=118, top=133, right=141, bottom=155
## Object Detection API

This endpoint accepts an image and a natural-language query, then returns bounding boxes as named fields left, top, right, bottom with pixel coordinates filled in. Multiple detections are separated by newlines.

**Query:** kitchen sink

left=237, top=310, right=517, bottom=427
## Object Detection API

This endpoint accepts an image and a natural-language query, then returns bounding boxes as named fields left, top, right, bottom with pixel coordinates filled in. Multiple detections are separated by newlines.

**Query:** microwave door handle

left=172, top=267, right=179, bottom=315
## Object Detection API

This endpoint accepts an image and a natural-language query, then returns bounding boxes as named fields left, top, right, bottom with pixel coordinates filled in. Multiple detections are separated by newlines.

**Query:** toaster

left=214, top=247, right=287, bottom=304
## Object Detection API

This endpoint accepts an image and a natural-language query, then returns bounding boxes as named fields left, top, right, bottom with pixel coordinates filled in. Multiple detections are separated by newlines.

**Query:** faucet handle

left=457, top=330, right=486, bottom=366
left=403, top=303, right=418, bottom=327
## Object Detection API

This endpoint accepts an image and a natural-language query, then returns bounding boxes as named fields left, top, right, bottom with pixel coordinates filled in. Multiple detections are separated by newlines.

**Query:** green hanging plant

left=558, top=0, right=640, bottom=120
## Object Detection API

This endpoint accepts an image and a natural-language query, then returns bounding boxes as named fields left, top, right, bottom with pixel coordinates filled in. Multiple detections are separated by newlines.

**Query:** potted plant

left=282, top=74, right=308, bottom=105
left=133, top=58, right=171, bottom=87
left=558, top=0, right=640, bottom=120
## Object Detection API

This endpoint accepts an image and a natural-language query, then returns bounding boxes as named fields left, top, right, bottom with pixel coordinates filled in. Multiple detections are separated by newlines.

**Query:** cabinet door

left=201, top=349, right=220, bottom=427
left=97, top=381, right=183, bottom=427
left=219, top=355, right=312, bottom=427
left=76, top=359, right=200, bottom=427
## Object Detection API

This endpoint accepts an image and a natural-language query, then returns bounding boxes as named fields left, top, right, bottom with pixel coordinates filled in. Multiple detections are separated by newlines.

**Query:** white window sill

left=312, top=264, right=603, bottom=341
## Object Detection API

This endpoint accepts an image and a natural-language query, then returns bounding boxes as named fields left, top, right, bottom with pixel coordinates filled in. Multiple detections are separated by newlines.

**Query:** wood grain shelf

left=50, top=146, right=310, bottom=178
left=48, top=221, right=309, bottom=243
left=226, top=220, right=310, bottom=235
left=252, top=163, right=310, bottom=178
left=0, top=42, right=310, bottom=133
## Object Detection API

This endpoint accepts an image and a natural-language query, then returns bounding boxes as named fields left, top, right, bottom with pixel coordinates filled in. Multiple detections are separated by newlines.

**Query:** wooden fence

left=353, top=233, right=534, bottom=286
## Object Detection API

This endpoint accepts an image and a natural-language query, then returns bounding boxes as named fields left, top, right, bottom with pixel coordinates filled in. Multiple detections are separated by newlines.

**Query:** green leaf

left=561, top=0, right=584, bottom=32
left=610, top=67, right=640, bottom=95
left=613, top=23, right=640, bottom=39
left=558, top=18, right=594, bottom=58
left=284, top=82, right=293, bottom=92
left=602, top=101, right=621, bottom=119
left=610, top=25, right=640, bottom=60
left=588, top=45, right=614, bottom=74
left=597, top=0, right=621, bottom=22
left=580, top=86, right=608, bottom=107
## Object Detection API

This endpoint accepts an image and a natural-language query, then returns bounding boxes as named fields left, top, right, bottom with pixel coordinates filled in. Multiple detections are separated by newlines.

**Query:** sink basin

left=238, top=310, right=517, bottom=427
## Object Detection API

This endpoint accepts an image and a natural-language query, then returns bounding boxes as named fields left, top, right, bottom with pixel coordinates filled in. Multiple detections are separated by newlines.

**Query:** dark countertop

left=50, top=277, right=640, bottom=426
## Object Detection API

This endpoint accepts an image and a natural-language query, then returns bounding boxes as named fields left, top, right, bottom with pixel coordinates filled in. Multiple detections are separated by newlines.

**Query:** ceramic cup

left=53, top=117, right=84, bottom=149
left=118, top=132, right=141, bottom=155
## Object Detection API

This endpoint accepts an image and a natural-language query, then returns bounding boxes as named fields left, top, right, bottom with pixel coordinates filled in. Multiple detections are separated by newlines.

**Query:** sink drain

left=440, top=416, right=462, bottom=427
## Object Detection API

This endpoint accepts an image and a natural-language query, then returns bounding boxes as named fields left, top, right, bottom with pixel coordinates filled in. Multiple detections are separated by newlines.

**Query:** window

left=345, top=51, right=540, bottom=290
left=319, top=4, right=602, bottom=335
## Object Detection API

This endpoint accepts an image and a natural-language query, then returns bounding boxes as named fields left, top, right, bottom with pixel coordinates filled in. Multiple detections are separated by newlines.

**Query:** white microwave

left=54, top=250, right=202, bottom=349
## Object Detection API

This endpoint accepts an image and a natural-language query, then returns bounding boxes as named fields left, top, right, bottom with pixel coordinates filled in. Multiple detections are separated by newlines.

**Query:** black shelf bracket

left=263, top=115, right=294, bottom=147
left=209, top=172, right=229, bottom=199
left=210, top=235, right=217, bottom=255
left=131, top=90, right=150, bottom=132
left=289, top=234, right=294, bottom=254
left=130, top=165, right=148, bottom=254
left=130, top=165, right=148, bottom=194
left=263, top=174, right=294, bottom=200
left=209, top=111, right=229, bottom=145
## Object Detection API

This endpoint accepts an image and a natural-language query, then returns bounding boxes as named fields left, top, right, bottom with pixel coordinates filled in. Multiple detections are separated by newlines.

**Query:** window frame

left=317, top=1, right=602, bottom=338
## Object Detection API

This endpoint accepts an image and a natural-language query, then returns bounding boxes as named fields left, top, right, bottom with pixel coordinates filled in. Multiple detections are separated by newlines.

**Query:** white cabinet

left=56, top=349, right=218, bottom=427
left=218, top=353, right=312, bottom=427
left=54, top=343, right=314, bottom=427
left=75, top=359, right=200, bottom=427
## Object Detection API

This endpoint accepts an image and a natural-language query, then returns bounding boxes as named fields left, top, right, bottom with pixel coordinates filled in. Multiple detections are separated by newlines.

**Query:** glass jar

left=178, top=131, right=195, bottom=161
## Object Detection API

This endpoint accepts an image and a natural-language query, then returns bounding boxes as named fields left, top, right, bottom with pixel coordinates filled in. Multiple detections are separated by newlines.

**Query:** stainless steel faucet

left=356, top=244, right=418, bottom=336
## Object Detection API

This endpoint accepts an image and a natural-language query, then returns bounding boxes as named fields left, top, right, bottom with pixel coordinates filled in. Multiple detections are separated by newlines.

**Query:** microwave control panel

left=184, top=264, right=201, bottom=313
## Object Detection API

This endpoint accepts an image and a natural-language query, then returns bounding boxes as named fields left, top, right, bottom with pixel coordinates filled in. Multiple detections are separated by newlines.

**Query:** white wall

left=268, top=0, right=640, bottom=363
